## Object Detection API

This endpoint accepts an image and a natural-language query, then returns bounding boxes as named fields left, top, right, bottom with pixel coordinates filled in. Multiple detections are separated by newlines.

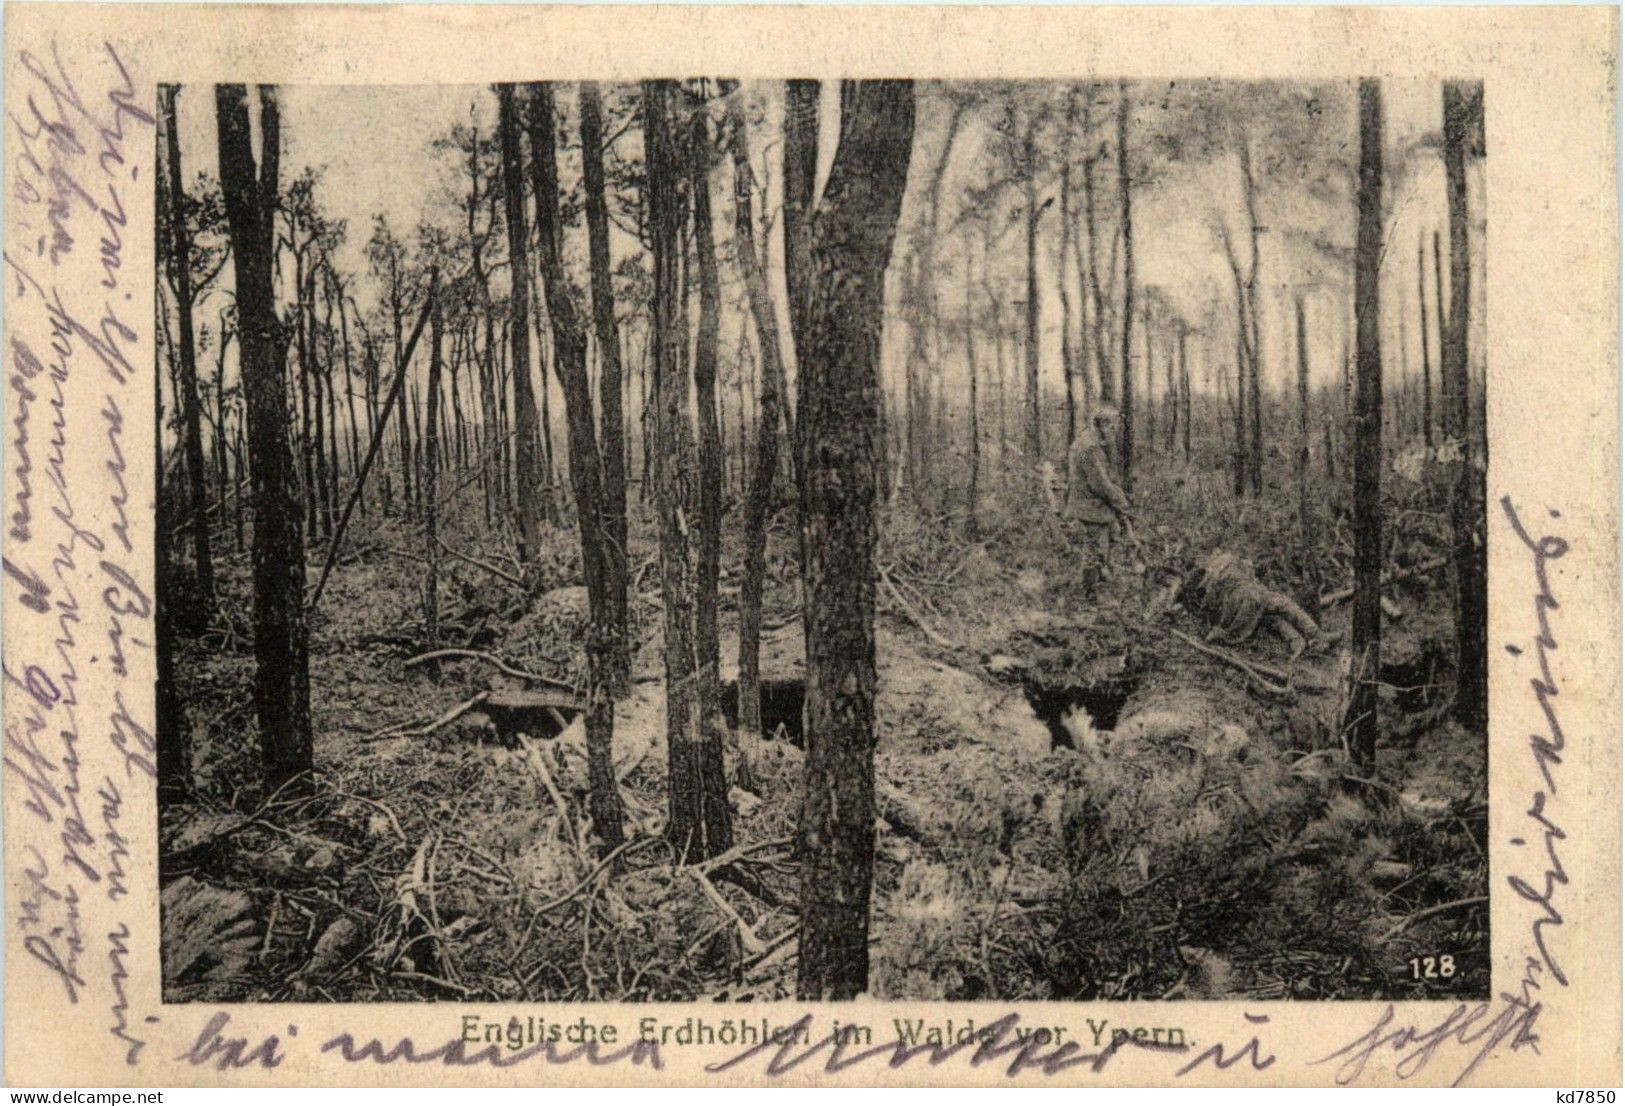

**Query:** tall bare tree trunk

left=1023, top=171, right=1042, bottom=464
left=530, top=82, right=626, bottom=850
left=1418, top=232, right=1435, bottom=450
left=423, top=296, right=443, bottom=636
left=1117, top=81, right=1136, bottom=491
left=1443, top=80, right=1487, bottom=733
left=1241, top=142, right=1265, bottom=497
left=1344, top=78, right=1384, bottom=777
left=1295, top=293, right=1313, bottom=605
left=578, top=80, right=633, bottom=696
left=1179, top=325, right=1191, bottom=460
left=796, top=79, right=914, bottom=1003
left=159, top=85, right=215, bottom=619
left=212, top=317, right=234, bottom=547
left=728, top=97, right=791, bottom=783
left=689, top=104, right=728, bottom=786
left=781, top=79, right=818, bottom=489
left=156, top=340, right=190, bottom=800
left=965, top=252, right=981, bottom=535
left=1059, top=155, right=1079, bottom=453
left=216, top=82, right=312, bottom=792
left=1080, top=112, right=1114, bottom=404
left=646, top=79, right=732, bottom=861
left=497, top=83, right=546, bottom=573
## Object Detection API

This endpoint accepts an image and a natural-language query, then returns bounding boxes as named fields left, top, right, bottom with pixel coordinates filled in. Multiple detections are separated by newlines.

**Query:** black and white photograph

left=155, top=76, right=1490, bottom=1005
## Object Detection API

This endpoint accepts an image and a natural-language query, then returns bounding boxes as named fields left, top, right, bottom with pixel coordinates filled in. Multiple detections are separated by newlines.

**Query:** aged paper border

left=2, top=3, right=1618, bottom=1087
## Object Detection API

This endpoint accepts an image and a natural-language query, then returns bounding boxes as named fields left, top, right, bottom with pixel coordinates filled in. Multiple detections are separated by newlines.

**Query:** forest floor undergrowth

left=161, top=446, right=1489, bottom=1004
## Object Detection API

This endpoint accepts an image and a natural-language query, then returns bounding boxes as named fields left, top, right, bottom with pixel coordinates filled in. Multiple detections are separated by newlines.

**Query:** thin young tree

left=645, top=78, right=732, bottom=861
left=216, top=82, right=312, bottom=791
left=795, top=79, right=916, bottom=1003
left=1443, top=79, right=1487, bottom=732
left=1344, top=79, right=1384, bottom=777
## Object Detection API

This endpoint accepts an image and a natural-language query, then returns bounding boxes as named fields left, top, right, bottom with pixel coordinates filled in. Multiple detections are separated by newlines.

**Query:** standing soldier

left=1065, top=404, right=1135, bottom=577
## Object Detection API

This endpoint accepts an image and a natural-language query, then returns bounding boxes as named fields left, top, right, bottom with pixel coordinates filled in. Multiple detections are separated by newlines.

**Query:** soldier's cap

left=1092, top=404, right=1121, bottom=425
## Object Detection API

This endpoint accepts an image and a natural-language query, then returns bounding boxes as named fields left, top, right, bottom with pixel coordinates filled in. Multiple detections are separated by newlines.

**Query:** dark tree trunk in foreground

left=161, top=84, right=215, bottom=618
left=1344, top=79, right=1384, bottom=777
left=1443, top=79, right=1488, bottom=733
left=796, top=79, right=915, bottom=1002
left=1117, top=80, right=1135, bottom=491
left=645, top=79, right=732, bottom=861
left=530, top=81, right=625, bottom=850
left=578, top=80, right=632, bottom=696
left=497, top=82, right=545, bottom=573
left=216, top=82, right=312, bottom=791
left=728, top=97, right=790, bottom=783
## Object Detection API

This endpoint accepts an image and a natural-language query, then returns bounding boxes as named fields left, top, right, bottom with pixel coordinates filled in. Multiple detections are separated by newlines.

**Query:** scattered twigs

left=391, top=969, right=476, bottom=997
left=363, top=692, right=489, bottom=743
left=1378, top=895, right=1489, bottom=942
left=437, top=536, right=524, bottom=587
left=402, top=649, right=578, bottom=693
left=518, top=836, right=664, bottom=950
left=878, top=564, right=959, bottom=649
left=1162, top=626, right=1293, bottom=699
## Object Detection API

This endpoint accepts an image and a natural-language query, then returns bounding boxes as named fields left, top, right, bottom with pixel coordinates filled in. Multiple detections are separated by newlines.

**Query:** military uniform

left=1065, top=429, right=1132, bottom=568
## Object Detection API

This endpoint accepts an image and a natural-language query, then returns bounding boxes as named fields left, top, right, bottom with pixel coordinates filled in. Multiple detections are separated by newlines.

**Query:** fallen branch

left=1162, top=626, right=1292, bottom=699
left=689, top=866, right=767, bottom=955
left=402, top=649, right=578, bottom=693
left=308, top=271, right=439, bottom=615
left=363, top=692, right=489, bottom=743
left=437, top=536, right=524, bottom=587
left=1319, top=556, right=1448, bottom=609
left=520, top=734, right=578, bottom=818
left=879, top=564, right=959, bottom=650
left=695, top=837, right=795, bottom=875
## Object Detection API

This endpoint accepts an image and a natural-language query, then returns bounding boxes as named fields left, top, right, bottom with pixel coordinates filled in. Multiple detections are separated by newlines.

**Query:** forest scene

left=157, top=77, right=1489, bottom=1004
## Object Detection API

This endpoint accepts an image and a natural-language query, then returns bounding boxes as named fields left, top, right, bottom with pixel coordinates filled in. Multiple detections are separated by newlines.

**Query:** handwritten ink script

left=3, top=35, right=157, bottom=1066
left=1315, top=497, right=1570, bottom=1086
left=169, top=1010, right=1285, bottom=1081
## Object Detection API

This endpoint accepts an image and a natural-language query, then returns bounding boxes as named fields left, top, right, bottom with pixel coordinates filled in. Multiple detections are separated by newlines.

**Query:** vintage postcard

left=2, top=2, right=1618, bottom=1089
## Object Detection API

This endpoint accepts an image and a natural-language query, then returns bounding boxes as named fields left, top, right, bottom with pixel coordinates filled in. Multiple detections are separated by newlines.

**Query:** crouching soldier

left=1065, top=404, right=1134, bottom=578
